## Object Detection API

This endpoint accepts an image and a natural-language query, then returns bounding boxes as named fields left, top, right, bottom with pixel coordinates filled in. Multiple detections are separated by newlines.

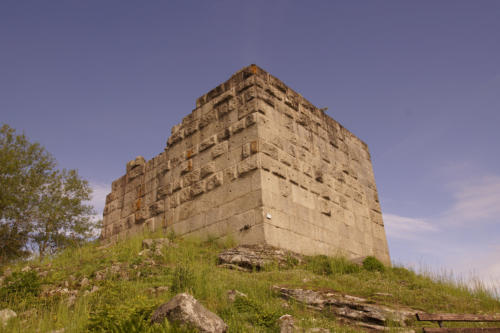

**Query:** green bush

left=0, top=271, right=41, bottom=300
left=362, top=256, right=385, bottom=272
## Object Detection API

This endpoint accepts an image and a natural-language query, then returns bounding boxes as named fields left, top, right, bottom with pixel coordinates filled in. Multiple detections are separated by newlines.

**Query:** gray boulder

left=151, top=293, right=227, bottom=333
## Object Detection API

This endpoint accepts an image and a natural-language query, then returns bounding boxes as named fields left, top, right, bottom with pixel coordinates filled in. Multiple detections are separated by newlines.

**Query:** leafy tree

left=0, top=124, right=96, bottom=262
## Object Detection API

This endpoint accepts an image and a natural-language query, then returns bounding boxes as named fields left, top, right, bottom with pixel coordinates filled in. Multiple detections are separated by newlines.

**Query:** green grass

left=0, top=232, right=499, bottom=332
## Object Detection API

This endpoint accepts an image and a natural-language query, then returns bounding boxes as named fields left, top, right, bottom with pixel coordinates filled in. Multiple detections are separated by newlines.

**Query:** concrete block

left=190, top=180, right=205, bottom=198
left=200, top=162, right=216, bottom=179
left=206, top=172, right=223, bottom=191
left=200, top=135, right=217, bottom=152
left=237, top=154, right=260, bottom=176
left=212, top=141, right=228, bottom=159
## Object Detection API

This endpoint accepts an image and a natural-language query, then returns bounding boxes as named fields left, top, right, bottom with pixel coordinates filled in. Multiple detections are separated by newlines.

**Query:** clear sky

left=1, top=1, right=499, bottom=289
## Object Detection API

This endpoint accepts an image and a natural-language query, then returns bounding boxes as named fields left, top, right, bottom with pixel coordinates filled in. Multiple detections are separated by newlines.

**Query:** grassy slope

left=0, top=232, right=499, bottom=332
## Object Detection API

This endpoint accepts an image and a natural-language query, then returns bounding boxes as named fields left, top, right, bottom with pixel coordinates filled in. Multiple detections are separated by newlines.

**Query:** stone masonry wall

left=101, top=65, right=390, bottom=265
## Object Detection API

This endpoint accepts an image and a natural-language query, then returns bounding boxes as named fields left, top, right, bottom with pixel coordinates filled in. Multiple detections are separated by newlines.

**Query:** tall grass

left=1, top=231, right=499, bottom=332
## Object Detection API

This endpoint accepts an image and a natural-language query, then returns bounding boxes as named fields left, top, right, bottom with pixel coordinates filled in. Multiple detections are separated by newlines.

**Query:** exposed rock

left=38, top=270, right=49, bottom=278
left=140, top=238, right=173, bottom=256
left=138, top=248, right=164, bottom=257
left=110, top=264, right=121, bottom=274
left=142, top=238, right=171, bottom=249
left=227, top=289, right=247, bottom=302
left=273, top=286, right=418, bottom=331
left=0, top=309, right=17, bottom=327
left=217, top=244, right=302, bottom=271
left=83, top=285, right=100, bottom=296
left=151, top=293, right=227, bottom=332
left=3, top=268, right=12, bottom=278
left=67, top=295, right=77, bottom=307
left=217, top=263, right=251, bottom=272
left=94, top=264, right=128, bottom=281
left=95, top=270, right=106, bottom=281
left=278, top=314, right=295, bottom=333
left=49, top=329, right=65, bottom=333
left=146, top=286, right=169, bottom=296
left=156, top=286, right=169, bottom=293
left=43, top=288, right=78, bottom=298
left=80, top=277, right=89, bottom=288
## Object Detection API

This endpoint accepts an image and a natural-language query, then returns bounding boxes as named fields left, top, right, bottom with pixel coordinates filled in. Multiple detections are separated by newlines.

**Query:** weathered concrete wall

left=101, top=65, right=390, bottom=265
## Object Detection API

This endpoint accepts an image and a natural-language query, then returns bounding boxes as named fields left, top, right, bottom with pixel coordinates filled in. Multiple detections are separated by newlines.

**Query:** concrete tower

left=102, top=65, right=390, bottom=265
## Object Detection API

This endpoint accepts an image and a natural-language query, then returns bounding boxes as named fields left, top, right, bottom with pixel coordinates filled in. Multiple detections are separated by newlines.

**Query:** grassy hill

left=0, top=232, right=499, bottom=332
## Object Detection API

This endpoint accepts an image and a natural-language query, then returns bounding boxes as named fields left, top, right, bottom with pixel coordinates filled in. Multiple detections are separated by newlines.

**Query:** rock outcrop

left=139, top=238, right=172, bottom=256
left=273, top=286, right=418, bottom=331
left=218, top=244, right=302, bottom=271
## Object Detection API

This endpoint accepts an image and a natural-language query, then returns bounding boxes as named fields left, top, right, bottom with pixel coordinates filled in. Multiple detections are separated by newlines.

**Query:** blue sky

left=1, top=1, right=499, bottom=288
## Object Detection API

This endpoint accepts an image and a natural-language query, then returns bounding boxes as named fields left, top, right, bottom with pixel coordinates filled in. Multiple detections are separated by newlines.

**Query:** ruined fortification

left=102, top=65, right=391, bottom=265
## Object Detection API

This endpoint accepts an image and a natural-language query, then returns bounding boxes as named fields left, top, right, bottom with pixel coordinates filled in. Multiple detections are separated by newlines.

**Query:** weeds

left=0, top=270, right=41, bottom=301
left=231, top=296, right=282, bottom=330
left=170, top=264, right=195, bottom=293
left=0, top=232, right=498, bottom=333
left=306, top=255, right=361, bottom=276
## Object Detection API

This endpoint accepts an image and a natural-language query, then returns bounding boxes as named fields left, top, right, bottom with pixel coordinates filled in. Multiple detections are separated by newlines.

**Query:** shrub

left=362, top=256, right=385, bottom=272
